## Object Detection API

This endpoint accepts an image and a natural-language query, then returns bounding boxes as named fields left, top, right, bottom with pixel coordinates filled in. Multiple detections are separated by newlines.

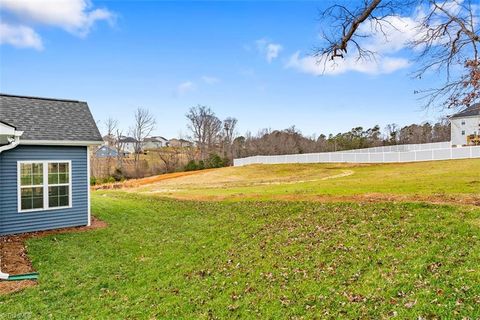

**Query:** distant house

left=450, top=103, right=480, bottom=146
left=119, top=136, right=137, bottom=154
left=0, top=94, right=103, bottom=235
left=94, top=145, right=120, bottom=158
left=168, top=138, right=192, bottom=148
left=144, top=136, right=168, bottom=150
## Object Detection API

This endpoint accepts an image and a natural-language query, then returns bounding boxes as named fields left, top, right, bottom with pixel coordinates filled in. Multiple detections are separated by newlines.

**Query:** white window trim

left=17, top=160, right=73, bottom=213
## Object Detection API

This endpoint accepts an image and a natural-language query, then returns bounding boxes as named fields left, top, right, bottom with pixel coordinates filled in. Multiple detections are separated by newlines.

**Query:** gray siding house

left=0, top=94, right=103, bottom=235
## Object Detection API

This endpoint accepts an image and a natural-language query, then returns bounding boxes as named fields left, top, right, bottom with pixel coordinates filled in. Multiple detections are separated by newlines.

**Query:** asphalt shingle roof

left=450, top=103, right=480, bottom=119
left=0, top=94, right=103, bottom=142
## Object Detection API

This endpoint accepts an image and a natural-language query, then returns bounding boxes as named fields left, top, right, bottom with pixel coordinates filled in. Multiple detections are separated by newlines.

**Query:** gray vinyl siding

left=0, top=145, right=88, bottom=235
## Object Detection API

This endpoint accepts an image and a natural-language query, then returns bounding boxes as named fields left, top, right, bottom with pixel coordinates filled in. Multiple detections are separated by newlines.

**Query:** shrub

left=205, top=153, right=225, bottom=168
left=105, top=176, right=116, bottom=184
left=112, top=168, right=125, bottom=181
left=184, top=160, right=198, bottom=171
left=184, top=154, right=228, bottom=172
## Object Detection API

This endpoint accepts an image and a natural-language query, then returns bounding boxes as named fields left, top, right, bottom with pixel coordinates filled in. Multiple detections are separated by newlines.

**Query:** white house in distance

left=118, top=136, right=137, bottom=154
left=144, top=136, right=168, bottom=149
left=168, top=138, right=192, bottom=148
left=450, top=103, right=480, bottom=147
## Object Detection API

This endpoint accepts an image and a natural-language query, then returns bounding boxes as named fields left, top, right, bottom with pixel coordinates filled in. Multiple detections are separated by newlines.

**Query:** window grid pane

left=20, top=163, right=43, bottom=186
left=21, top=187, right=44, bottom=210
left=48, top=162, right=69, bottom=185
left=48, top=185, right=70, bottom=208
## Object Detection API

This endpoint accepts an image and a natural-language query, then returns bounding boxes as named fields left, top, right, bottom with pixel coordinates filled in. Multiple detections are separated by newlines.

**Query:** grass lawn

left=131, top=159, right=480, bottom=201
left=0, top=192, right=479, bottom=318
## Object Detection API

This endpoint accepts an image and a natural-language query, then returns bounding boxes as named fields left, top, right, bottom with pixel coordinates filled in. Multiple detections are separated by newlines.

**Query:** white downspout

left=0, top=134, right=22, bottom=153
left=0, top=132, right=23, bottom=280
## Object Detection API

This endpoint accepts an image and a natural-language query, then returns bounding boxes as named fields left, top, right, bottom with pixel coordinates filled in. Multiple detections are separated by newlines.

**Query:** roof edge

left=19, top=140, right=103, bottom=146
left=0, top=93, right=84, bottom=103
left=450, top=113, right=480, bottom=119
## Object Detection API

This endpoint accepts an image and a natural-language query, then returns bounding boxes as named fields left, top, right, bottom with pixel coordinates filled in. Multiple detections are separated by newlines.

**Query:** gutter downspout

left=0, top=132, right=23, bottom=280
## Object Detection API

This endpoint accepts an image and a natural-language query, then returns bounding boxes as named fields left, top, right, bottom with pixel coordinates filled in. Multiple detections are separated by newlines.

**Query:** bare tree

left=103, top=118, right=118, bottom=176
left=206, top=115, right=222, bottom=155
left=114, top=128, right=126, bottom=170
left=157, top=147, right=181, bottom=173
left=222, top=117, right=238, bottom=160
left=186, top=105, right=222, bottom=160
left=385, top=123, right=399, bottom=144
left=104, top=118, right=118, bottom=146
left=130, top=108, right=156, bottom=177
left=316, top=0, right=479, bottom=109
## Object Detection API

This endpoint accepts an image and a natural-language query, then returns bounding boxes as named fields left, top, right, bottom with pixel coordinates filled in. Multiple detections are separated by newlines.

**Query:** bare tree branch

left=316, top=0, right=480, bottom=109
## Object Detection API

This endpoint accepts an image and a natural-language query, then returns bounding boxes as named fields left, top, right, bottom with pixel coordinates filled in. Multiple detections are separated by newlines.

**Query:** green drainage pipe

left=3, top=272, right=39, bottom=281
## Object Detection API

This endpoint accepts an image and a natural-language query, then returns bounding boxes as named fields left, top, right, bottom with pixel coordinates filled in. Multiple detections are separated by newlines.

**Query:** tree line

left=231, top=120, right=450, bottom=157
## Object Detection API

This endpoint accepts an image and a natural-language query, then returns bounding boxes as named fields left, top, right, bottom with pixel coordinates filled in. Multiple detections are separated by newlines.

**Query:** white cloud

left=0, top=0, right=114, bottom=49
left=0, top=22, right=43, bottom=50
left=256, top=39, right=282, bottom=63
left=175, top=81, right=196, bottom=96
left=286, top=51, right=410, bottom=76
left=201, top=76, right=220, bottom=84
left=266, top=43, right=282, bottom=63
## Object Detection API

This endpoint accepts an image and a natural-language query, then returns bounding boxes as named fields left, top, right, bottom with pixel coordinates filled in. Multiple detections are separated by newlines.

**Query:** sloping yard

left=0, top=192, right=479, bottom=318
left=129, top=159, right=480, bottom=203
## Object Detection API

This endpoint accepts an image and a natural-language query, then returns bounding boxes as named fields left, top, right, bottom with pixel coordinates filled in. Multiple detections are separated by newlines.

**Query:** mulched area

left=0, top=216, right=107, bottom=295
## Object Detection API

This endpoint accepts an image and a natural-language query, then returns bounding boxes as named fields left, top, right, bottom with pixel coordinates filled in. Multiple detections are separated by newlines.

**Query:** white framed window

left=461, top=120, right=466, bottom=125
left=462, top=130, right=466, bottom=135
left=18, top=160, right=72, bottom=213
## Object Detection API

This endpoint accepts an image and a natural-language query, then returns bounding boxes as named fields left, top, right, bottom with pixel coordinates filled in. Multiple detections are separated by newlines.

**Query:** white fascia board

left=0, top=122, right=16, bottom=135
left=20, top=140, right=103, bottom=146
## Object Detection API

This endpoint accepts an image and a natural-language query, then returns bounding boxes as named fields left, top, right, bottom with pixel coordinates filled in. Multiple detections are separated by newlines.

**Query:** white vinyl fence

left=233, top=142, right=480, bottom=166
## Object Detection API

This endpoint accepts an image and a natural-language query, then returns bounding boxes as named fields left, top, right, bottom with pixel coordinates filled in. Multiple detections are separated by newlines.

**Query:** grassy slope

left=0, top=193, right=479, bottom=318
left=132, top=159, right=480, bottom=200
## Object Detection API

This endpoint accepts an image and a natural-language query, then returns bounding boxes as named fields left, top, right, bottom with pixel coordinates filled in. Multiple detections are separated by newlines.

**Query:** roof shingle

left=0, top=94, right=103, bottom=142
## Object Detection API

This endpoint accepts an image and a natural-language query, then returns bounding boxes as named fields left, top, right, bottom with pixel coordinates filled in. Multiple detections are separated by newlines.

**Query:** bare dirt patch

left=92, top=169, right=214, bottom=190
left=0, top=216, right=107, bottom=295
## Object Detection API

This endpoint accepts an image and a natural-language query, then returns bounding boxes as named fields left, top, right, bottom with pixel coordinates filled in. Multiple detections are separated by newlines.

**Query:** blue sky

left=0, top=0, right=450, bottom=138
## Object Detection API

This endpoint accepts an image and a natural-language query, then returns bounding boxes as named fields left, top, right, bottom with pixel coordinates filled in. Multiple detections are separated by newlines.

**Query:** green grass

left=1, top=192, right=479, bottom=318
left=133, top=159, right=480, bottom=200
